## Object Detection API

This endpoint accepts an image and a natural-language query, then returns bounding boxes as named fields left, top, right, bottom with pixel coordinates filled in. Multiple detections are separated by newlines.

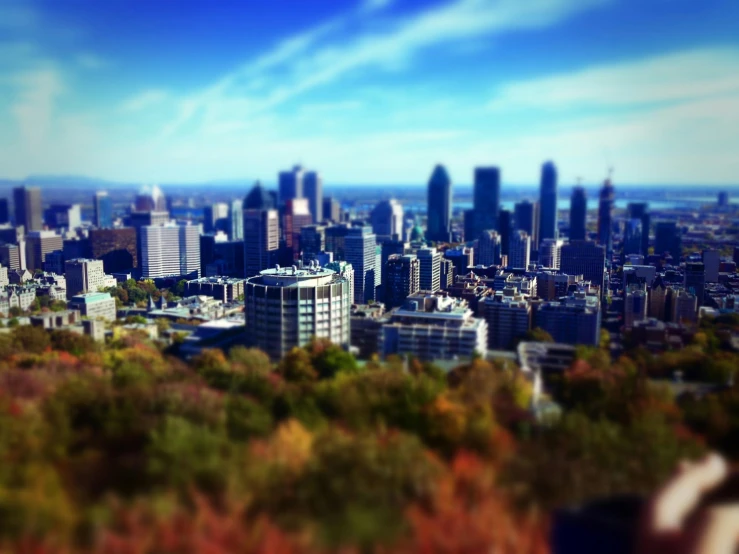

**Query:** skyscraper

left=203, top=202, right=229, bottom=234
left=597, top=178, right=614, bottom=257
left=371, top=199, right=404, bottom=241
left=417, top=247, right=441, bottom=292
left=537, top=161, right=558, bottom=247
left=94, top=191, right=113, bottom=228
left=385, top=254, right=420, bottom=308
left=25, top=231, right=63, bottom=271
left=570, top=186, right=587, bottom=241
left=141, top=223, right=200, bottom=278
left=281, top=198, right=312, bottom=262
left=623, top=219, right=643, bottom=256
left=322, top=197, right=341, bottom=223
left=426, top=165, right=452, bottom=243
left=89, top=228, right=138, bottom=271
left=134, top=185, right=167, bottom=212
left=508, top=230, right=531, bottom=269
left=655, top=221, right=681, bottom=262
left=471, top=166, right=499, bottom=237
left=0, top=199, right=8, bottom=225
left=278, top=165, right=304, bottom=205
left=229, top=199, right=244, bottom=240
left=514, top=201, right=536, bottom=239
left=498, top=209, right=512, bottom=257
left=345, top=226, right=378, bottom=304
left=539, top=238, right=563, bottom=269
left=560, top=240, right=606, bottom=293
left=45, top=204, right=82, bottom=230
left=243, top=182, right=280, bottom=278
left=627, top=203, right=650, bottom=256
left=304, top=171, right=323, bottom=223
left=13, top=186, right=43, bottom=232
left=477, top=230, right=501, bottom=266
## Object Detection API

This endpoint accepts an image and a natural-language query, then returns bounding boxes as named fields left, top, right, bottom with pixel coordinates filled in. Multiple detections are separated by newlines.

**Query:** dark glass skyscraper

left=597, top=179, right=614, bottom=257
left=426, top=165, right=452, bottom=243
left=655, top=221, right=682, bottom=262
left=537, top=161, right=557, bottom=247
left=278, top=165, right=303, bottom=205
left=513, top=200, right=535, bottom=235
left=627, top=203, right=650, bottom=256
left=471, top=167, right=499, bottom=236
left=0, top=199, right=8, bottom=225
left=498, top=209, right=512, bottom=257
left=569, top=186, right=587, bottom=241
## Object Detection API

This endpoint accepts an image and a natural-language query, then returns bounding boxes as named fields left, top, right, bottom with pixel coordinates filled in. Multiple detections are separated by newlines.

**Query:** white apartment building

left=141, top=223, right=200, bottom=279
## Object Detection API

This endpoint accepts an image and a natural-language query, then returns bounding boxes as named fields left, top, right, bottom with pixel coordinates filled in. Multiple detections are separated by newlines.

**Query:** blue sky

left=0, top=0, right=738, bottom=186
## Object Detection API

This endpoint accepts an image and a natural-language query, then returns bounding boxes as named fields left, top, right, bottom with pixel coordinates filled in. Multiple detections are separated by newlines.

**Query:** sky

left=0, top=0, right=738, bottom=186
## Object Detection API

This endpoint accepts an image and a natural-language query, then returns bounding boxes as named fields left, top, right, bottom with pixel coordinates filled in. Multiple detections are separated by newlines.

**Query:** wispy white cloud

left=489, top=47, right=739, bottom=110
left=161, top=0, right=610, bottom=138
left=121, top=89, right=168, bottom=112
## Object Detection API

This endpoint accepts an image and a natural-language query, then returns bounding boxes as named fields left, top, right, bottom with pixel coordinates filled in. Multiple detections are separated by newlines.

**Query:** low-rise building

left=380, top=292, right=487, bottom=361
left=350, top=303, right=386, bottom=359
left=185, top=277, right=246, bottom=303
left=534, top=289, right=602, bottom=346
left=30, top=310, right=80, bottom=330
left=68, top=292, right=117, bottom=322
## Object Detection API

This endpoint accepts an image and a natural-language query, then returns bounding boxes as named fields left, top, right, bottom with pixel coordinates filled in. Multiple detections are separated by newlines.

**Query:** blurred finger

left=653, top=454, right=728, bottom=532
left=693, top=505, right=739, bottom=554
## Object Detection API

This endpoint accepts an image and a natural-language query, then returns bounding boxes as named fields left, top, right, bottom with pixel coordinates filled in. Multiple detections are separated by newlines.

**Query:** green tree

left=12, top=325, right=51, bottom=354
left=278, top=347, right=318, bottom=382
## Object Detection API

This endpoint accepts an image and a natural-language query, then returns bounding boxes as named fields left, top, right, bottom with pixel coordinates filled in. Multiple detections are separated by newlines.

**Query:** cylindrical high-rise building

left=244, top=265, right=351, bottom=359
left=426, top=165, right=452, bottom=243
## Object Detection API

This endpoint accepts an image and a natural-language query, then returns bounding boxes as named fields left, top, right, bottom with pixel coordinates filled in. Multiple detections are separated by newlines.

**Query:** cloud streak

left=489, top=47, right=739, bottom=110
left=161, top=0, right=610, bottom=138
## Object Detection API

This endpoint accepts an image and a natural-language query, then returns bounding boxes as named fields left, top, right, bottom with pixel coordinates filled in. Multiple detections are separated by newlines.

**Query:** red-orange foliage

left=399, top=452, right=549, bottom=554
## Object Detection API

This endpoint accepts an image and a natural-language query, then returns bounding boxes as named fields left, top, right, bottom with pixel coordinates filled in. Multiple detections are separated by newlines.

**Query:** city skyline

left=0, top=0, right=738, bottom=185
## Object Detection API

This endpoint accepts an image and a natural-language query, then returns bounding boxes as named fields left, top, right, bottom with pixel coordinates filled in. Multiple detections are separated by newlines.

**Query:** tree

left=50, top=300, right=68, bottom=312
left=228, top=346, right=272, bottom=374
left=278, top=347, right=318, bottom=382
left=12, top=325, right=51, bottom=354
left=155, top=318, right=170, bottom=334
left=525, top=328, right=554, bottom=343
left=307, top=338, right=358, bottom=379
left=172, top=279, right=187, bottom=297
left=9, top=306, right=22, bottom=318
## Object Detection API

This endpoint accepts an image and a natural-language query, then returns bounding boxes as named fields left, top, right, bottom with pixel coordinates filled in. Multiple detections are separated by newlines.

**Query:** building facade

left=65, top=258, right=106, bottom=299
left=68, top=292, right=117, bottom=322
left=380, top=293, right=488, bottom=361
left=384, top=254, right=420, bottom=309
left=141, top=223, right=200, bottom=279
left=244, top=266, right=351, bottom=359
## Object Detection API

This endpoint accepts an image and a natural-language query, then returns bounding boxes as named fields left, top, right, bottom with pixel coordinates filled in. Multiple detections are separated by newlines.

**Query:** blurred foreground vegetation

left=1, top=320, right=738, bottom=553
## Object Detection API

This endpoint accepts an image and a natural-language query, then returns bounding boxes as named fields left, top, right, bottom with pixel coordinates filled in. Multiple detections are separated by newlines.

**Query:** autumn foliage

left=0, top=327, right=725, bottom=553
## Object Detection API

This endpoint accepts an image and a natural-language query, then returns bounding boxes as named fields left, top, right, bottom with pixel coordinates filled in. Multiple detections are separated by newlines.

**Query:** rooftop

left=70, top=292, right=113, bottom=303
